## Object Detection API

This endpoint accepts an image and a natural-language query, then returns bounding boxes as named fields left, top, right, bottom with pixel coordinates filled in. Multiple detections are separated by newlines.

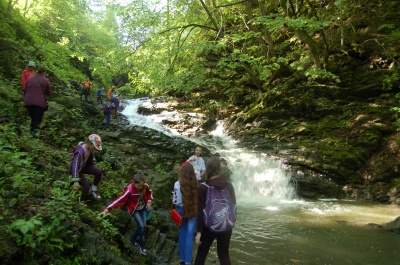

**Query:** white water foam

left=121, top=98, right=296, bottom=202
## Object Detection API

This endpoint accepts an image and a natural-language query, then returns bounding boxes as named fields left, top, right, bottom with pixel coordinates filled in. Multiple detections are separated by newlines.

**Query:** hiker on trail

left=69, top=134, right=103, bottom=201
left=103, top=98, right=114, bottom=130
left=107, top=85, right=116, bottom=99
left=70, top=80, right=81, bottom=94
left=80, top=77, right=92, bottom=102
left=21, top=61, right=36, bottom=90
left=97, top=87, right=103, bottom=105
left=112, top=95, right=120, bottom=118
left=100, top=171, right=153, bottom=256
left=173, top=162, right=198, bottom=265
left=194, top=157, right=237, bottom=265
left=187, top=146, right=206, bottom=183
left=23, top=66, right=51, bottom=136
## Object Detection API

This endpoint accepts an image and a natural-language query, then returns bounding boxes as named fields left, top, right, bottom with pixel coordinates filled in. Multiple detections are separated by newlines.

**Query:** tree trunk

left=199, top=0, right=220, bottom=35
left=294, top=29, right=321, bottom=68
left=6, top=0, right=17, bottom=17
left=279, top=0, right=322, bottom=68
left=245, top=0, right=271, bottom=60
left=257, top=0, right=276, bottom=59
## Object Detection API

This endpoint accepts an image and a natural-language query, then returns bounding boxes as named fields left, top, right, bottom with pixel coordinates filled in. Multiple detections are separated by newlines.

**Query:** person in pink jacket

left=100, top=171, right=153, bottom=256
left=23, top=66, right=51, bottom=135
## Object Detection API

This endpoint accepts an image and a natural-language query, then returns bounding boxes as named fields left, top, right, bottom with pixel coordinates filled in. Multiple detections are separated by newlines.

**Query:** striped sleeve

left=106, top=189, right=131, bottom=211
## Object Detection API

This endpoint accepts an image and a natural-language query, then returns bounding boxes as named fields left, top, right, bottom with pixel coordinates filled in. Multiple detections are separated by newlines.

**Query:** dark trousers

left=78, top=165, right=102, bottom=201
left=194, top=228, right=232, bottom=265
left=80, top=89, right=89, bottom=102
left=105, top=113, right=111, bottom=128
left=25, top=105, right=45, bottom=134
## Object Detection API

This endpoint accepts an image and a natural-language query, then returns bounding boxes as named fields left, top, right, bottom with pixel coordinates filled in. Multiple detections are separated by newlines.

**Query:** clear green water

left=203, top=200, right=400, bottom=265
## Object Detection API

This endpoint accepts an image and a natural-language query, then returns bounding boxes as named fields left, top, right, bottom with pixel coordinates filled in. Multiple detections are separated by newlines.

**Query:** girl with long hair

left=173, top=162, right=199, bottom=265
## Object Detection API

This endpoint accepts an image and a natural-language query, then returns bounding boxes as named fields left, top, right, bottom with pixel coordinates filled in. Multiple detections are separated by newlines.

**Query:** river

left=121, top=98, right=400, bottom=265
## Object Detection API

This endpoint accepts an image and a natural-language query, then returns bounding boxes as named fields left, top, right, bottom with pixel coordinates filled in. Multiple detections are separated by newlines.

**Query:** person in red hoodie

left=23, top=66, right=51, bottom=135
left=100, top=171, right=153, bottom=256
left=21, top=61, right=36, bottom=90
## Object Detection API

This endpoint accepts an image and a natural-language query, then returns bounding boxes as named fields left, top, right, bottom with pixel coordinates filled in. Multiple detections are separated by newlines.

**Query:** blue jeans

left=131, top=208, right=147, bottom=249
left=177, top=206, right=197, bottom=264
left=105, top=113, right=111, bottom=128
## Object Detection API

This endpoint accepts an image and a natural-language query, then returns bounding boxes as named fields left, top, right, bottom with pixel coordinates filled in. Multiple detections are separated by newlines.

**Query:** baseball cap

left=27, top=61, right=36, bottom=68
left=88, top=134, right=102, bottom=150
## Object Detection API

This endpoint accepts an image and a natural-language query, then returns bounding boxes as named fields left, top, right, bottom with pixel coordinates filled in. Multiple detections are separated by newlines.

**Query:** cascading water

left=122, top=99, right=296, bottom=202
left=121, top=98, right=400, bottom=265
left=199, top=121, right=296, bottom=201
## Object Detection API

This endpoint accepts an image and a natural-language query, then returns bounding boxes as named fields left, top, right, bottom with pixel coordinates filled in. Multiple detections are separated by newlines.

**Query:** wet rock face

left=135, top=97, right=400, bottom=204
left=383, top=216, right=400, bottom=234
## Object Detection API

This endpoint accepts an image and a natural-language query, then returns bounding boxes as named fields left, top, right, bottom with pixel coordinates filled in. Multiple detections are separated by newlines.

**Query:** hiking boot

left=139, top=248, right=147, bottom=256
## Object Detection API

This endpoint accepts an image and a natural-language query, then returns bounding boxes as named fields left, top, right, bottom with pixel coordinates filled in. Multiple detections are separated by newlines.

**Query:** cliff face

left=220, top=64, right=400, bottom=202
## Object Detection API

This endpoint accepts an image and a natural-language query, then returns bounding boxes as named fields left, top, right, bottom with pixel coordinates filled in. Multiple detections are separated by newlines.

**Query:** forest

left=0, top=0, right=399, bottom=264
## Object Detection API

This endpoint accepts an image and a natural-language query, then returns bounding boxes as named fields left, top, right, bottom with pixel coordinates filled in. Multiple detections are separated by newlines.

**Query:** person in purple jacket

left=23, top=66, right=51, bottom=136
left=194, top=157, right=236, bottom=265
left=69, top=134, right=103, bottom=201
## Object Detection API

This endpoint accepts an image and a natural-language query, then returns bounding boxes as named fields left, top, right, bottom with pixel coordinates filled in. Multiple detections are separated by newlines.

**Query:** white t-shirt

left=172, top=181, right=183, bottom=206
left=188, top=155, right=205, bottom=181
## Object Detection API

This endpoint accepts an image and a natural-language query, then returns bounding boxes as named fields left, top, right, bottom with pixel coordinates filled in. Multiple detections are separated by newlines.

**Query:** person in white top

left=187, top=146, right=206, bottom=182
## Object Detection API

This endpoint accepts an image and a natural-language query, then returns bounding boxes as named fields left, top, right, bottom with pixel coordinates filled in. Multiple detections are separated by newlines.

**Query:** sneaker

left=133, top=242, right=140, bottom=249
left=139, top=248, right=147, bottom=256
left=91, top=185, right=101, bottom=200
left=91, top=190, right=101, bottom=200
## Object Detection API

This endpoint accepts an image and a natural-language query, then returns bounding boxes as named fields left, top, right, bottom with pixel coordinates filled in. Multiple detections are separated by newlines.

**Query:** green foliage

left=383, top=67, right=400, bottom=90
left=252, top=15, right=332, bottom=32
left=98, top=177, right=122, bottom=200
left=304, top=67, right=341, bottom=84
left=95, top=215, right=119, bottom=239
left=378, top=24, right=396, bottom=33
left=9, top=217, right=43, bottom=248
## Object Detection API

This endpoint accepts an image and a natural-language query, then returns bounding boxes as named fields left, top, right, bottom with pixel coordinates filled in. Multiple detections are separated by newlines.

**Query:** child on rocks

left=97, top=87, right=103, bottom=106
left=103, top=98, right=114, bottom=129
left=69, top=134, right=103, bottom=201
left=187, top=146, right=206, bottom=182
left=100, top=171, right=153, bottom=256
left=112, top=95, right=120, bottom=118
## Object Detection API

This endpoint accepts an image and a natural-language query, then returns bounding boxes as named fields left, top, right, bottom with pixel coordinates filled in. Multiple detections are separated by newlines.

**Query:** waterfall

left=121, top=99, right=296, bottom=202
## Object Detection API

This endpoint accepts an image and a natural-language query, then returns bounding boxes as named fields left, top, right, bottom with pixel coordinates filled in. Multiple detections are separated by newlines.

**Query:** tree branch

left=215, top=0, right=248, bottom=8
left=158, top=23, right=218, bottom=35
left=199, top=0, right=219, bottom=30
